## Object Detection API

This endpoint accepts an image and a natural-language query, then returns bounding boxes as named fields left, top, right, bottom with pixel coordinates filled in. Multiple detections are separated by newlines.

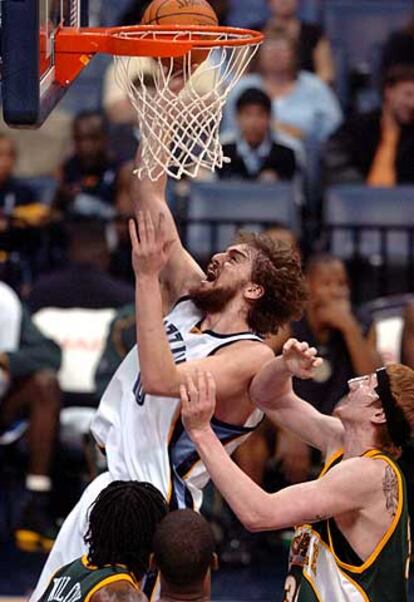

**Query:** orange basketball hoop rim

left=53, top=25, right=264, bottom=86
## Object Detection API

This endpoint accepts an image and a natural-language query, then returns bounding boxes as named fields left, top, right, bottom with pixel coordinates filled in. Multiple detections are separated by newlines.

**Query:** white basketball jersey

left=91, top=297, right=264, bottom=510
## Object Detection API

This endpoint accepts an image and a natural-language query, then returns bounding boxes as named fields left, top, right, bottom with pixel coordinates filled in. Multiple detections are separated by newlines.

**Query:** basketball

left=141, top=0, right=218, bottom=27
left=141, top=0, right=219, bottom=68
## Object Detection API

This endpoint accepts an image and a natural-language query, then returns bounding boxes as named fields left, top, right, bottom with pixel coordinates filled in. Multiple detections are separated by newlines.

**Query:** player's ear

left=244, top=283, right=264, bottom=300
left=371, top=406, right=387, bottom=425
left=149, top=553, right=157, bottom=571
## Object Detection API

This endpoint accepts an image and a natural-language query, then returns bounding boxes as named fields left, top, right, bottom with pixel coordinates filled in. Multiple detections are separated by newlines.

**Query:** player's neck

left=342, top=425, right=378, bottom=459
left=159, top=594, right=208, bottom=602
left=201, top=309, right=250, bottom=334
left=159, top=589, right=208, bottom=601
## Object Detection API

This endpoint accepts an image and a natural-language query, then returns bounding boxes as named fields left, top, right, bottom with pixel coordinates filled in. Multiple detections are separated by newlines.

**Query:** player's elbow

left=141, top=374, right=177, bottom=398
left=243, top=516, right=263, bottom=533
left=241, top=497, right=277, bottom=532
left=243, top=514, right=272, bottom=533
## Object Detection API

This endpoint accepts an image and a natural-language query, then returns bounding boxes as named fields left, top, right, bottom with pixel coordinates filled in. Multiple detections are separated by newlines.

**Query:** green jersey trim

left=327, top=450, right=403, bottom=574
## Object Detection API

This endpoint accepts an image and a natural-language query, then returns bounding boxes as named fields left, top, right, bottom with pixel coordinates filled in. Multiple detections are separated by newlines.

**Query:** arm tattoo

left=383, top=465, right=399, bottom=517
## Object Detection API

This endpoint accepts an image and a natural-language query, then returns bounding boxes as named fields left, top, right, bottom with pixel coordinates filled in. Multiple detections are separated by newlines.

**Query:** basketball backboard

left=1, top=0, right=89, bottom=127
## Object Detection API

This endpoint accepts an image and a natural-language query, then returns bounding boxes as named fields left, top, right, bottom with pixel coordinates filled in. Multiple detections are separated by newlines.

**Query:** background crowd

left=1, top=0, right=414, bottom=598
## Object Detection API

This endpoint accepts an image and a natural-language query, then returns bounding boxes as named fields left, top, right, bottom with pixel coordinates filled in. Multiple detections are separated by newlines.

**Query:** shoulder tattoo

left=382, top=464, right=399, bottom=517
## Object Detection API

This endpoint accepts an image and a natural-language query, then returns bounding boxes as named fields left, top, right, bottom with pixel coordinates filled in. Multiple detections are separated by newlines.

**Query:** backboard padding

left=1, top=0, right=88, bottom=127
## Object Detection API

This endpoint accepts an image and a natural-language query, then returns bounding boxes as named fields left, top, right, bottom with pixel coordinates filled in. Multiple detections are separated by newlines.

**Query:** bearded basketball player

left=31, top=144, right=311, bottom=599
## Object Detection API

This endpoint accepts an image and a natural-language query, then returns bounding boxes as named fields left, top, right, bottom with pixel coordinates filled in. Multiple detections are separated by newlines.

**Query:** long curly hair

left=84, top=481, right=168, bottom=580
left=236, top=231, right=307, bottom=335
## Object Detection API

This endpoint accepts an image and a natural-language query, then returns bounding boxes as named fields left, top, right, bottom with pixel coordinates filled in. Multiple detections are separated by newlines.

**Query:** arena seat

left=185, top=180, right=299, bottom=257
left=324, top=185, right=414, bottom=262
left=324, top=185, right=414, bottom=300
left=324, top=1, right=413, bottom=106
left=324, top=1, right=413, bottom=70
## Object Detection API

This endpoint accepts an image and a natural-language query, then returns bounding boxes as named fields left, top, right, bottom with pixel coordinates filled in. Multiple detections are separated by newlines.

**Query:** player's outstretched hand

left=282, top=338, right=323, bottom=380
left=129, top=210, right=174, bottom=277
left=181, top=371, right=216, bottom=441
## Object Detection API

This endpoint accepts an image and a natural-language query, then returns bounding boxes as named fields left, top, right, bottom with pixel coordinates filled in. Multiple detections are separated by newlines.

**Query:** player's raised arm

left=249, top=339, right=344, bottom=456
left=129, top=211, right=273, bottom=398
left=131, top=144, right=205, bottom=305
left=180, top=371, right=370, bottom=533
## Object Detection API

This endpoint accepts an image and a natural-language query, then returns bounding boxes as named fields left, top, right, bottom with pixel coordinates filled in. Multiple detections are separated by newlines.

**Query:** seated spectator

left=37, top=480, right=168, bottom=601
left=402, top=300, right=414, bottom=369
left=151, top=509, right=217, bottom=602
left=0, top=280, right=62, bottom=551
left=264, top=0, right=335, bottom=84
left=324, top=65, right=414, bottom=186
left=53, top=111, right=118, bottom=219
left=29, top=218, right=134, bottom=313
left=272, top=254, right=382, bottom=415
left=95, top=303, right=135, bottom=400
left=95, top=297, right=171, bottom=400
left=264, top=222, right=300, bottom=253
left=0, top=134, right=51, bottom=286
left=0, top=111, right=72, bottom=178
left=381, top=17, right=414, bottom=75
left=223, top=30, right=342, bottom=151
left=219, top=88, right=296, bottom=182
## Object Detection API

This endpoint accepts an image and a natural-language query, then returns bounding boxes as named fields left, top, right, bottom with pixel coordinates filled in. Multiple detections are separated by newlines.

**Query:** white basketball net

left=114, top=29, right=261, bottom=180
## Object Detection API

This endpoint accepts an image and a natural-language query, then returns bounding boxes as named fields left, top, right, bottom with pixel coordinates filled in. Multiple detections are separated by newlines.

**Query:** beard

left=189, top=283, right=239, bottom=314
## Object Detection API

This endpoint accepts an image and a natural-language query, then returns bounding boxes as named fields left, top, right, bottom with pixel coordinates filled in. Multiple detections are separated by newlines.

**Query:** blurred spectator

left=401, top=301, right=414, bottom=369
left=0, top=280, right=62, bottom=551
left=264, top=0, right=335, bottom=85
left=223, top=30, right=342, bottom=150
left=0, top=112, right=72, bottom=178
left=264, top=221, right=300, bottom=254
left=109, top=162, right=134, bottom=284
left=38, top=480, right=168, bottom=602
left=151, top=509, right=217, bottom=602
left=271, top=254, right=382, bottom=415
left=95, top=297, right=171, bottom=400
left=261, top=254, right=382, bottom=485
left=0, top=135, right=38, bottom=214
left=382, top=17, right=414, bottom=75
left=324, top=65, right=414, bottom=186
left=219, top=88, right=296, bottom=182
left=28, top=218, right=134, bottom=313
left=0, top=134, right=51, bottom=286
left=95, top=303, right=135, bottom=400
left=53, top=111, right=118, bottom=219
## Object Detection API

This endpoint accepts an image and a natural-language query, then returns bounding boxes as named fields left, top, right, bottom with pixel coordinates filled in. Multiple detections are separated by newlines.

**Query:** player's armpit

left=92, top=581, right=148, bottom=602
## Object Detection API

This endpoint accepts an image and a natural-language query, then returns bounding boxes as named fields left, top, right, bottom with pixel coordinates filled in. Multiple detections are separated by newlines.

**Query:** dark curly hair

left=84, top=480, right=168, bottom=581
left=236, top=231, right=307, bottom=335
